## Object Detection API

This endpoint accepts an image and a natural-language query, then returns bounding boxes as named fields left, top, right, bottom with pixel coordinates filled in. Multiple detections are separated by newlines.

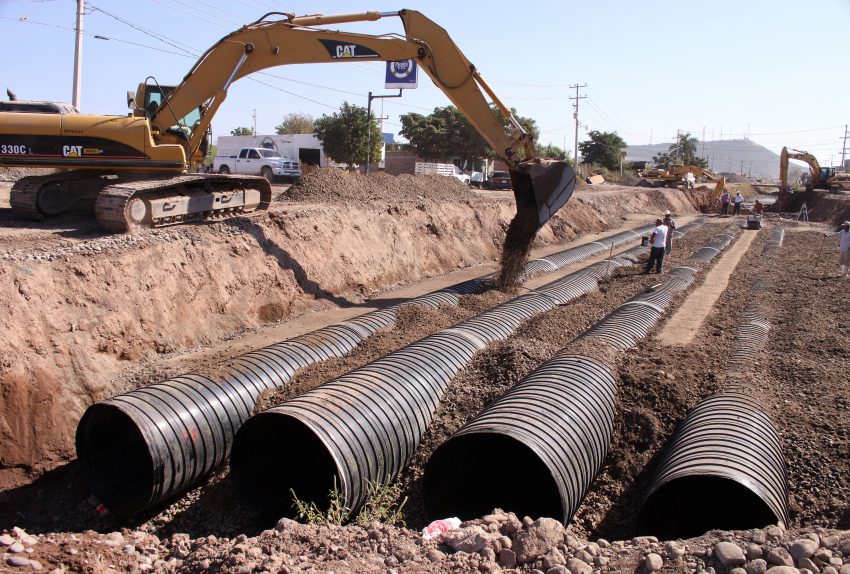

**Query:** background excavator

left=638, top=164, right=721, bottom=188
left=779, top=146, right=850, bottom=194
left=0, top=10, right=574, bottom=232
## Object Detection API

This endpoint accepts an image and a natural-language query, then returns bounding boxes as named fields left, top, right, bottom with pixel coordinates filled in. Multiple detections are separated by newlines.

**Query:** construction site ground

left=0, top=169, right=848, bottom=574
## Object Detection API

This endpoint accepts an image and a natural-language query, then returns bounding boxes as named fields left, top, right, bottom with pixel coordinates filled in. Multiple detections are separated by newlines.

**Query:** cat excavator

left=779, top=146, right=850, bottom=194
left=0, top=10, right=574, bottom=232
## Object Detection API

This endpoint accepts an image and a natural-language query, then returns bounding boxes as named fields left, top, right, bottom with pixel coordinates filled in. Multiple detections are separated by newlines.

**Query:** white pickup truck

left=214, top=147, right=301, bottom=182
left=414, top=161, right=470, bottom=185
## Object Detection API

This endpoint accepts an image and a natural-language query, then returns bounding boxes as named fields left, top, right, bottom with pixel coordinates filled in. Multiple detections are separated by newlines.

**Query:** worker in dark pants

left=645, top=217, right=668, bottom=274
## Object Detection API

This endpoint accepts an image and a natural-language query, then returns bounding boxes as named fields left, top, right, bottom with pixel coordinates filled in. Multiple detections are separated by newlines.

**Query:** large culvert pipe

left=230, top=240, right=665, bottom=522
left=76, top=224, right=657, bottom=515
left=636, top=391, right=789, bottom=539
left=423, top=230, right=734, bottom=524
left=423, top=354, right=616, bottom=522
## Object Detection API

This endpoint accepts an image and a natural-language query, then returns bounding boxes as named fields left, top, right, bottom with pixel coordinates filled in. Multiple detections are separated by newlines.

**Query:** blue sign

left=385, top=60, right=418, bottom=89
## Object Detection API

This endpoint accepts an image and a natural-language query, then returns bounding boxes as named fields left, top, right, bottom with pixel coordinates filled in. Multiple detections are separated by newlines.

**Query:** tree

left=231, top=126, right=254, bottom=136
left=399, top=106, right=489, bottom=167
left=275, top=112, right=314, bottom=134
left=578, top=131, right=627, bottom=170
left=652, top=132, right=708, bottom=168
left=536, top=143, right=572, bottom=164
left=313, top=101, right=382, bottom=168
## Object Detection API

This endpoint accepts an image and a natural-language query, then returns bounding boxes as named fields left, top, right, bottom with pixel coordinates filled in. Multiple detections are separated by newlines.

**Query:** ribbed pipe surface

left=423, top=354, right=616, bottom=522
left=76, top=224, right=657, bottom=515
left=724, top=303, right=771, bottom=375
left=762, top=225, right=785, bottom=256
left=637, top=391, right=789, bottom=539
left=423, top=229, right=734, bottom=525
left=230, top=253, right=637, bottom=520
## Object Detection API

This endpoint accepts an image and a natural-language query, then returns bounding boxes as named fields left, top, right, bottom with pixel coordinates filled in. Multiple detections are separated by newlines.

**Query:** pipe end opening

left=75, top=403, right=154, bottom=516
left=424, top=433, right=563, bottom=523
left=231, top=412, right=339, bottom=523
left=638, top=475, right=781, bottom=539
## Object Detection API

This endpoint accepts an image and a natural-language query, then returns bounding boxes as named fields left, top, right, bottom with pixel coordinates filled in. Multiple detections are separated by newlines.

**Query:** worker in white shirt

left=733, top=192, right=745, bottom=215
left=645, top=218, right=668, bottom=274
left=662, top=210, right=676, bottom=255
left=824, top=221, right=850, bottom=278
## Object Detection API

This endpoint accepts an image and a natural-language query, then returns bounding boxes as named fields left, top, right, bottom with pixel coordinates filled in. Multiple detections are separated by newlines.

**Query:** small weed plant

left=290, top=478, right=407, bottom=526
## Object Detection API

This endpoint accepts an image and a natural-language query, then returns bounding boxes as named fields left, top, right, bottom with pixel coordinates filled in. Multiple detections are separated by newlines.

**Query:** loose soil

left=4, top=167, right=849, bottom=574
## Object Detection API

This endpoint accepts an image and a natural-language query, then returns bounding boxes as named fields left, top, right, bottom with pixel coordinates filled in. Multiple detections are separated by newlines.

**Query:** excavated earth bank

left=8, top=169, right=850, bottom=574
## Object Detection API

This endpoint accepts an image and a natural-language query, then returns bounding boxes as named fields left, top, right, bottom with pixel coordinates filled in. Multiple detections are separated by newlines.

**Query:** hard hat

left=843, top=221, right=850, bottom=226
left=664, top=210, right=671, bottom=215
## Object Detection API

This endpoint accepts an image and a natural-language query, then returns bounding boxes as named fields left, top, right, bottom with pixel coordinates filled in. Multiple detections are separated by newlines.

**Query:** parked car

left=487, top=171, right=512, bottom=190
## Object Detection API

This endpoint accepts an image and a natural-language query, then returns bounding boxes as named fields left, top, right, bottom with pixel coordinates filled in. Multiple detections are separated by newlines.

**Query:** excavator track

left=94, top=174, right=272, bottom=232
left=10, top=170, right=111, bottom=219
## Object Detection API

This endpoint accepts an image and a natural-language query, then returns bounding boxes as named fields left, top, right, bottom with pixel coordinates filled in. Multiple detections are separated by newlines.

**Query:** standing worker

left=662, top=209, right=676, bottom=255
left=684, top=171, right=696, bottom=189
left=824, top=221, right=850, bottom=278
left=733, top=191, right=744, bottom=216
left=720, top=190, right=731, bottom=217
left=645, top=217, right=668, bottom=274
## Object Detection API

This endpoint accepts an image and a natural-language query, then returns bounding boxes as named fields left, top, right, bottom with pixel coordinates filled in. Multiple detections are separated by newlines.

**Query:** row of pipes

left=76, top=224, right=655, bottom=516
left=77, top=219, right=789, bottom=540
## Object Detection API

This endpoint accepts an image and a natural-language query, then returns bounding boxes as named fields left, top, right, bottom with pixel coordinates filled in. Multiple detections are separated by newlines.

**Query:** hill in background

left=625, top=139, right=784, bottom=179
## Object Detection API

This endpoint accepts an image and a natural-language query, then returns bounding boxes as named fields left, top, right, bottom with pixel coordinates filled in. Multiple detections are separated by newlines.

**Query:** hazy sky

left=2, top=0, right=848, bottom=166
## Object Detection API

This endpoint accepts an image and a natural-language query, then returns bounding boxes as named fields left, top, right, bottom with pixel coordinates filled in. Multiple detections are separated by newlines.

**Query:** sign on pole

left=385, top=60, right=418, bottom=89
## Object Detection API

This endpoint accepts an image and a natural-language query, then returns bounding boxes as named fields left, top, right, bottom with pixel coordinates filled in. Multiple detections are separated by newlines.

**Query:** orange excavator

left=0, top=10, right=574, bottom=232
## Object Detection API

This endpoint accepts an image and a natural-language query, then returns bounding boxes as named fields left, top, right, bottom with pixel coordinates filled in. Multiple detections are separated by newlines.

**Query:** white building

left=215, top=134, right=326, bottom=167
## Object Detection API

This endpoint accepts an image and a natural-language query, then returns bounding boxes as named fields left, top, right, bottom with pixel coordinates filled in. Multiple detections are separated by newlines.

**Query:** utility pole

left=675, top=129, right=681, bottom=163
left=251, top=109, right=257, bottom=135
left=569, top=84, right=586, bottom=174
left=72, top=0, right=84, bottom=110
left=365, top=89, right=402, bottom=174
left=740, top=160, right=744, bottom=175
left=840, top=124, right=848, bottom=171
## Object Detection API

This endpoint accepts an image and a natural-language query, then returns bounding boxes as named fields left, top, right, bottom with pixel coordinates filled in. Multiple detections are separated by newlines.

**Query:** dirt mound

left=0, top=167, right=57, bottom=182
left=280, top=168, right=477, bottom=203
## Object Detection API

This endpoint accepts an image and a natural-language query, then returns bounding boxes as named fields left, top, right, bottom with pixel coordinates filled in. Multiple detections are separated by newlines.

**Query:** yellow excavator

left=779, top=146, right=850, bottom=194
left=0, top=10, right=574, bottom=232
left=638, top=165, right=720, bottom=188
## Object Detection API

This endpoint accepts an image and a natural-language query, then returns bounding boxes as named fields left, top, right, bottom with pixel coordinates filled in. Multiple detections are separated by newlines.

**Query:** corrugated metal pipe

left=75, top=224, right=655, bottom=516
left=762, top=225, right=785, bottom=256
left=636, top=391, right=789, bottom=539
left=422, top=228, right=734, bottom=524
left=228, top=223, right=690, bottom=522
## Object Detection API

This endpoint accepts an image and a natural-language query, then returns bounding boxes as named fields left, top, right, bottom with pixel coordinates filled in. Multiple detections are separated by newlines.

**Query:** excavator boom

left=1, top=9, right=574, bottom=231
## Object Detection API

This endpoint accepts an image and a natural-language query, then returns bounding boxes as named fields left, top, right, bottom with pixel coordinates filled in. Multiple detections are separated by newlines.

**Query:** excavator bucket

left=510, top=160, right=577, bottom=231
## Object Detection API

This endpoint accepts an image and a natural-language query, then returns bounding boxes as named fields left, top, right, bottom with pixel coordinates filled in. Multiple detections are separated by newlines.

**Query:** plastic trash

left=421, top=517, right=462, bottom=540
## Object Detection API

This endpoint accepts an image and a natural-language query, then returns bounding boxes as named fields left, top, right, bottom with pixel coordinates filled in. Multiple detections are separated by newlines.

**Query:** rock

left=274, top=518, right=299, bottom=532
left=752, top=531, right=768, bottom=545
left=0, top=534, right=15, bottom=546
left=715, top=542, right=747, bottom=567
left=480, top=548, right=496, bottom=562
left=821, top=537, right=840, bottom=549
left=821, top=567, right=837, bottom=574
left=425, top=549, right=445, bottom=563
left=12, top=528, right=36, bottom=546
left=665, top=540, right=686, bottom=560
left=633, top=536, right=659, bottom=545
left=748, top=545, right=766, bottom=560
left=545, top=567, right=568, bottom=574
left=498, top=549, right=517, bottom=568
left=442, top=526, right=491, bottom=554
left=597, top=538, right=611, bottom=549
left=731, top=569, right=748, bottom=574
left=815, top=549, right=834, bottom=564
left=792, top=540, right=820, bottom=562
left=574, top=549, right=594, bottom=564
left=798, top=557, right=820, bottom=573
left=764, top=567, right=800, bottom=574
left=542, top=548, right=565, bottom=569
left=645, top=553, right=663, bottom=572
left=513, top=518, right=564, bottom=564
left=768, top=548, right=795, bottom=567
left=841, top=566, right=850, bottom=574
left=29, top=560, right=43, bottom=571
left=566, top=557, right=593, bottom=574
left=5, top=556, right=31, bottom=568
left=838, top=540, right=850, bottom=555
left=498, top=536, right=512, bottom=549
left=584, top=542, right=599, bottom=556
left=747, top=559, right=769, bottom=574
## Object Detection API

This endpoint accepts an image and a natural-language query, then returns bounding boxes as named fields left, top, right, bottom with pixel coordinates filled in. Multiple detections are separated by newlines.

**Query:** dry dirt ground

left=1, top=168, right=849, bottom=574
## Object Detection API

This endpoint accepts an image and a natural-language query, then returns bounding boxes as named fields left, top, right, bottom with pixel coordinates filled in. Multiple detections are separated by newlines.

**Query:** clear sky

left=2, top=0, right=848, bottom=167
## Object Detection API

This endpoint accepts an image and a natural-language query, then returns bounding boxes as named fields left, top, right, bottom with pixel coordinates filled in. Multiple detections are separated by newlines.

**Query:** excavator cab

left=510, top=160, right=577, bottom=231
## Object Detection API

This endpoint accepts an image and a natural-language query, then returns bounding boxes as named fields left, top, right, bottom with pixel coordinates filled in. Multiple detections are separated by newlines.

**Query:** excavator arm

left=146, top=9, right=574, bottom=230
